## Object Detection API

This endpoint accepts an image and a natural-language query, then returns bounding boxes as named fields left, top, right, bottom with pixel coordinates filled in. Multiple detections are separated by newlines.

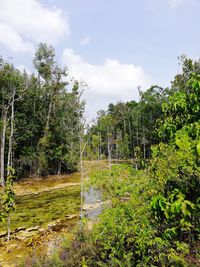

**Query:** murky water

left=0, top=161, right=108, bottom=267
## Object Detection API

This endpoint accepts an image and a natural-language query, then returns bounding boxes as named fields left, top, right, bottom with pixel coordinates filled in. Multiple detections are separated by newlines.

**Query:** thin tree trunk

left=44, top=79, right=53, bottom=136
left=116, top=132, right=119, bottom=160
left=80, top=137, right=86, bottom=229
left=128, top=120, right=134, bottom=157
left=97, top=137, right=100, bottom=161
left=7, top=89, right=15, bottom=176
left=107, top=126, right=111, bottom=168
left=45, top=99, right=53, bottom=134
left=80, top=146, right=83, bottom=220
left=135, top=161, right=138, bottom=171
left=135, top=151, right=138, bottom=171
left=136, top=127, right=139, bottom=146
left=99, top=131, right=102, bottom=159
left=123, top=119, right=126, bottom=136
left=1, top=109, right=7, bottom=187
left=57, top=161, right=61, bottom=175
left=143, top=127, right=146, bottom=160
left=6, top=89, right=15, bottom=242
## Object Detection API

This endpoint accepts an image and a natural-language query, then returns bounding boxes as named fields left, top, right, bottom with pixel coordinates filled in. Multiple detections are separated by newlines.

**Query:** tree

left=150, top=63, right=200, bottom=249
left=0, top=60, right=23, bottom=185
left=33, top=44, right=84, bottom=175
left=0, top=44, right=85, bottom=180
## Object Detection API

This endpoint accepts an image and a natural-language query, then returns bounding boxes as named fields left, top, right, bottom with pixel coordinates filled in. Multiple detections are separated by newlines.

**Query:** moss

left=0, top=161, right=108, bottom=266
left=0, top=186, right=80, bottom=233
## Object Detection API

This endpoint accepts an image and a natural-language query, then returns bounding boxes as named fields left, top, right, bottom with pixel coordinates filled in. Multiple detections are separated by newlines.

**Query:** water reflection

left=83, top=187, right=102, bottom=219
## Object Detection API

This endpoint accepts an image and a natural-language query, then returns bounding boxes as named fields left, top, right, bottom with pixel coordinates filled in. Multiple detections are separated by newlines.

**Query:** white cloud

left=168, top=0, right=190, bottom=8
left=17, top=64, right=32, bottom=75
left=0, top=0, right=68, bottom=53
left=62, top=49, right=151, bottom=120
left=80, top=36, right=91, bottom=46
left=0, top=23, right=34, bottom=53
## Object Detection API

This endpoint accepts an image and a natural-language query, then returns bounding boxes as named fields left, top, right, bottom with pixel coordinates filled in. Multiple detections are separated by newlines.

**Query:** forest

left=0, top=45, right=200, bottom=266
left=0, top=43, right=84, bottom=183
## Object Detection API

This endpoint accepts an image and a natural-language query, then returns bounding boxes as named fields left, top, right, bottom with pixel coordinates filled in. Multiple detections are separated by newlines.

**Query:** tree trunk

left=143, top=142, right=146, bottom=160
left=7, top=89, right=15, bottom=176
left=45, top=98, right=53, bottom=135
left=142, top=127, right=146, bottom=160
left=1, top=109, right=7, bottom=186
left=79, top=137, right=87, bottom=229
left=80, top=146, right=83, bottom=220
left=57, top=161, right=61, bottom=175
left=128, top=120, right=134, bottom=157
left=99, top=131, right=102, bottom=160
left=136, top=127, right=139, bottom=146
left=107, top=126, right=111, bottom=168
left=123, top=118, right=126, bottom=136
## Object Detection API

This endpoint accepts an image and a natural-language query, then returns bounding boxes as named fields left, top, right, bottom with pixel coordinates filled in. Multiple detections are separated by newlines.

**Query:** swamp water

left=0, top=161, right=108, bottom=267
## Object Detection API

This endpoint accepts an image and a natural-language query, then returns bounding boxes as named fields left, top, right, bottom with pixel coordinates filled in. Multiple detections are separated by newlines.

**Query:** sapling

left=2, top=167, right=15, bottom=241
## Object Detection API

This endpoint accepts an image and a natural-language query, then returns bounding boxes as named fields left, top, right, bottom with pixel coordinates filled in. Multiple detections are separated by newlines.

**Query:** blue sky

left=0, top=0, right=200, bottom=120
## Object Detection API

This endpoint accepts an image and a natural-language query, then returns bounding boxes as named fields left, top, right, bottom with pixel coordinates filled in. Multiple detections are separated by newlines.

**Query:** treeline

left=0, top=43, right=84, bottom=185
left=86, top=55, right=200, bottom=164
left=86, top=86, right=167, bottom=162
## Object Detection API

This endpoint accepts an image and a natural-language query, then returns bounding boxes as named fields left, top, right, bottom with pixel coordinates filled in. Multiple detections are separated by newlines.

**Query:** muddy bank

left=0, top=216, right=79, bottom=267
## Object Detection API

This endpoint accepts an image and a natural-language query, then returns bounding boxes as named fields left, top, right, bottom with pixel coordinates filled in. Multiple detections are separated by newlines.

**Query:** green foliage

left=151, top=189, right=196, bottom=228
left=158, top=65, right=200, bottom=141
left=150, top=133, right=200, bottom=244
left=20, top=55, right=200, bottom=266
left=0, top=167, right=15, bottom=237
left=76, top=58, right=200, bottom=266
left=84, top=165, right=189, bottom=266
left=33, top=43, right=55, bottom=82
left=2, top=167, right=15, bottom=215
left=197, top=141, right=200, bottom=156
left=148, top=61, right=200, bottom=264
left=0, top=44, right=84, bottom=178
left=86, top=85, right=167, bottom=162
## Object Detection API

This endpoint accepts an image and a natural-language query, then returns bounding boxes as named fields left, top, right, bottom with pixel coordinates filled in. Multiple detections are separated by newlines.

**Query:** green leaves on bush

left=151, top=189, right=196, bottom=225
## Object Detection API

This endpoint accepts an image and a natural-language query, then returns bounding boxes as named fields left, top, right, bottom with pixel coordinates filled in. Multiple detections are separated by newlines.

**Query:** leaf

left=181, top=202, right=191, bottom=217
left=151, top=195, right=166, bottom=211
left=184, top=200, right=195, bottom=210
left=151, top=196, right=159, bottom=210
left=197, top=141, right=200, bottom=156
left=175, top=131, right=190, bottom=151
left=171, top=200, right=182, bottom=214
left=159, top=198, right=166, bottom=211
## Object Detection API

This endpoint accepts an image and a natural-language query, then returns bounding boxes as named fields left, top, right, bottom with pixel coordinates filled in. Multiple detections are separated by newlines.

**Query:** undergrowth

left=22, top=161, right=200, bottom=266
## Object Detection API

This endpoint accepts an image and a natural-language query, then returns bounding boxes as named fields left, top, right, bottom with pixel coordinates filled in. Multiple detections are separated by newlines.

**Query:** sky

left=0, top=0, right=200, bottom=120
